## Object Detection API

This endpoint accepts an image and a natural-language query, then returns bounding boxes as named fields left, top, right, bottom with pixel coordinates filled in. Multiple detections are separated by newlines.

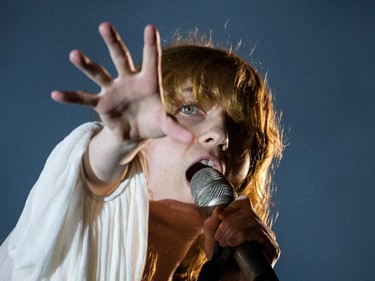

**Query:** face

left=143, top=88, right=250, bottom=204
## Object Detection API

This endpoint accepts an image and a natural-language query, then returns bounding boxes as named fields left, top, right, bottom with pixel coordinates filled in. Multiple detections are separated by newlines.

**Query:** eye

left=174, top=103, right=206, bottom=126
left=180, top=103, right=200, bottom=115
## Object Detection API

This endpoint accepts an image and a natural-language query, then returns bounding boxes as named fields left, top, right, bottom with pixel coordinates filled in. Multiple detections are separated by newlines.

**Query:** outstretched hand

left=51, top=22, right=193, bottom=144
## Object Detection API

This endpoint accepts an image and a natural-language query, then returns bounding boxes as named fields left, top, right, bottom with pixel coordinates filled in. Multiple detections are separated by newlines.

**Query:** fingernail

left=145, top=25, right=156, bottom=45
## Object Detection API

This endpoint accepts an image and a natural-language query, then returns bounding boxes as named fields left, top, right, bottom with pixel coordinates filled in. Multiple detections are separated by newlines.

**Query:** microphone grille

left=190, top=166, right=235, bottom=217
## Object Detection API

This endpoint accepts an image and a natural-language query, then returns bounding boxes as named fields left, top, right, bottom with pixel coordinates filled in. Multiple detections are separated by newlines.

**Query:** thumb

left=162, top=114, right=194, bottom=143
left=203, top=206, right=224, bottom=259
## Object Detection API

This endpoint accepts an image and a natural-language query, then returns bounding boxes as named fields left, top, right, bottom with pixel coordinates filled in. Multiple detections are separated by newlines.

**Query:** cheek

left=143, top=139, right=168, bottom=169
left=143, top=138, right=184, bottom=170
left=143, top=137, right=173, bottom=156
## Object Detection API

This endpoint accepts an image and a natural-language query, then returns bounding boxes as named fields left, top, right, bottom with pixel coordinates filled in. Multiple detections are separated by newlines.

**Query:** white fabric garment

left=0, top=122, right=149, bottom=281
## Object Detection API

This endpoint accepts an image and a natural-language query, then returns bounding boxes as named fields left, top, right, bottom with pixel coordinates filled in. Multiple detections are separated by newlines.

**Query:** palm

left=95, top=73, right=163, bottom=141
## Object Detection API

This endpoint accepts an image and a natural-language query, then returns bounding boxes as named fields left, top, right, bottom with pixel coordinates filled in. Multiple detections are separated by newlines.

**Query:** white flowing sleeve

left=0, top=122, right=149, bottom=281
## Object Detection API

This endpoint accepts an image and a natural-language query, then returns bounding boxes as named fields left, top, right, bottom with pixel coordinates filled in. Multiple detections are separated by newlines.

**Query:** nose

left=196, top=122, right=228, bottom=151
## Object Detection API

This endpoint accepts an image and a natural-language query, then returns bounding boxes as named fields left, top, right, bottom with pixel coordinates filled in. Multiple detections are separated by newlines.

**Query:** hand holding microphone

left=186, top=163, right=280, bottom=281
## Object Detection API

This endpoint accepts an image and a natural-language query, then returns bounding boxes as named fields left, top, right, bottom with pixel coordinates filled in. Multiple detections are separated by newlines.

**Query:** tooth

left=200, top=160, right=214, bottom=167
left=200, top=160, right=208, bottom=165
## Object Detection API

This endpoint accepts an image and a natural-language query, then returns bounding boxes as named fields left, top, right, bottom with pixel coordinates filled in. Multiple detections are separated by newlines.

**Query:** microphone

left=186, top=163, right=279, bottom=281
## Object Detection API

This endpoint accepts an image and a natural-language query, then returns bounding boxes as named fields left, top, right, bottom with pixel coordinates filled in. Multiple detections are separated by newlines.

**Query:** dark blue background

left=1, top=1, right=374, bottom=280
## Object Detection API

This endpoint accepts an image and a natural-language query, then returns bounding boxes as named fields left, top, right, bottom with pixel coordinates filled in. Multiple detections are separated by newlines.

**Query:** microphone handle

left=234, top=241, right=279, bottom=281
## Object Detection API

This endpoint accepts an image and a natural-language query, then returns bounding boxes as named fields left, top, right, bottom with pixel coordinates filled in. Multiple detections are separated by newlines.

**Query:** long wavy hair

left=142, top=40, right=283, bottom=280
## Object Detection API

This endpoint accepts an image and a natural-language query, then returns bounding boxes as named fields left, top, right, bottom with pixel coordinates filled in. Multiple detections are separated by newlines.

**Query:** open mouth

left=186, top=162, right=210, bottom=182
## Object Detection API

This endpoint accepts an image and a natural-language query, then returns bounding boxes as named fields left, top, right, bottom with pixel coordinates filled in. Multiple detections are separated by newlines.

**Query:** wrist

left=98, top=126, right=145, bottom=159
left=85, top=125, right=145, bottom=186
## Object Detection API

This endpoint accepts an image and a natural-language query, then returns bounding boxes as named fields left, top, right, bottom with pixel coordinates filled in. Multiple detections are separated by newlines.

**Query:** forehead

left=166, top=80, right=222, bottom=111
left=180, top=83, right=193, bottom=96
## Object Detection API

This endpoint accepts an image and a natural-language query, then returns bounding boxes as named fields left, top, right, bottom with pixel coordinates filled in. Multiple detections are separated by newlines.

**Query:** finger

left=263, top=231, right=280, bottom=266
left=221, top=223, right=280, bottom=265
left=218, top=195, right=253, bottom=220
left=161, top=115, right=194, bottom=143
left=99, top=22, right=135, bottom=76
left=217, top=208, right=262, bottom=241
left=218, top=219, right=259, bottom=246
left=214, top=197, right=259, bottom=242
left=227, top=227, right=280, bottom=266
left=216, top=210, right=279, bottom=262
left=214, top=211, right=259, bottom=244
left=141, top=25, right=162, bottom=98
left=69, top=50, right=112, bottom=86
left=51, top=90, right=99, bottom=107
